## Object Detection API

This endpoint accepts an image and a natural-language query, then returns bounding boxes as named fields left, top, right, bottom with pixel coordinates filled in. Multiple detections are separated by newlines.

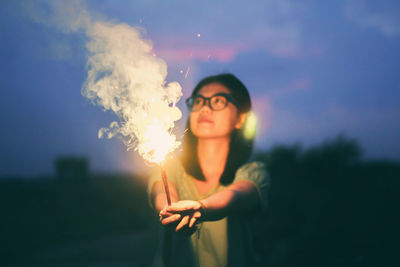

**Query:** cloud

left=344, top=0, right=400, bottom=37
left=48, top=38, right=73, bottom=60
left=252, top=95, right=272, bottom=135
left=245, top=24, right=302, bottom=58
left=88, top=0, right=305, bottom=61
left=23, top=0, right=306, bottom=63
left=263, top=103, right=400, bottom=159
left=154, top=25, right=301, bottom=63
left=155, top=44, right=240, bottom=63
left=21, top=0, right=91, bottom=33
left=151, top=23, right=302, bottom=64
left=267, top=78, right=311, bottom=99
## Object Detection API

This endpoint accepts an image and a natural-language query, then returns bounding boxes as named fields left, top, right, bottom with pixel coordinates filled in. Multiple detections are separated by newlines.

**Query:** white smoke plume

left=83, top=22, right=183, bottom=163
left=24, top=0, right=183, bottom=163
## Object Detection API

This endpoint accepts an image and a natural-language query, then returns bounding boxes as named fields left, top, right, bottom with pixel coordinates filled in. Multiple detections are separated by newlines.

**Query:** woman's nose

left=199, top=100, right=212, bottom=113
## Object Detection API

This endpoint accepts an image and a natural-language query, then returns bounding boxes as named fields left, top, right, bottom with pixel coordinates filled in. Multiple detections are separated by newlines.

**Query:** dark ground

left=1, top=136, right=399, bottom=266
left=0, top=173, right=159, bottom=266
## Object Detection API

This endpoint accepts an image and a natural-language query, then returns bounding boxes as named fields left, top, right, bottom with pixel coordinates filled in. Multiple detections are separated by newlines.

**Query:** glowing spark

left=180, top=69, right=183, bottom=74
left=197, top=33, right=201, bottom=38
left=185, top=66, right=191, bottom=79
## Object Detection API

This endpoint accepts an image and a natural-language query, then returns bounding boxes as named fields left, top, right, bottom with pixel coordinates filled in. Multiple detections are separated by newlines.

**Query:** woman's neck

left=197, top=138, right=230, bottom=182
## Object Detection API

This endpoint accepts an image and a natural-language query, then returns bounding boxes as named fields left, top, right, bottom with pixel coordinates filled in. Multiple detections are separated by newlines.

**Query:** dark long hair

left=181, top=73, right=254, bottom=185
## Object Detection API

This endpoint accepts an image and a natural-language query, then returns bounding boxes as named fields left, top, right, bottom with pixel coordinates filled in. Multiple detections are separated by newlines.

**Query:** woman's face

left=190, top=83, right=245, bottom=140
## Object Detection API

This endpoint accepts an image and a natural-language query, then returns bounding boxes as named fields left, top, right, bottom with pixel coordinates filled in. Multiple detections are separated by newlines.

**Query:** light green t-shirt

left=148, top=158, right=270, bottom=267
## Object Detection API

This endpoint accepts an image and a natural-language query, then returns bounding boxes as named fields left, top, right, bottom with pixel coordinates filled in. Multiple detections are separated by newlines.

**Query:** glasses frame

left=186, top=93, right=239, bottom=112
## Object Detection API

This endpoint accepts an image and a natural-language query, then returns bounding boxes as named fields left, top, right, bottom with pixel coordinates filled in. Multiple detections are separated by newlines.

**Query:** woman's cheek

left=189, top=114, right=197, bottom=131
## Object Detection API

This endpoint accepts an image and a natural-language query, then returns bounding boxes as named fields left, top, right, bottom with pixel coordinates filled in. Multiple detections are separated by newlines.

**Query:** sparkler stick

left=160, top=163, right=172, bottom=206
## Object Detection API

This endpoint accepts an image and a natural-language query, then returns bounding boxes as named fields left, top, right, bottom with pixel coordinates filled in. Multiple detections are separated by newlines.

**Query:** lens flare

left=244, top=112, right=258, bottom=140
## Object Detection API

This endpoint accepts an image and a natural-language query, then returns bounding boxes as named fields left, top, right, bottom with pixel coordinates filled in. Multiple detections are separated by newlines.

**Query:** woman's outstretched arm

left=200, top=180, right=260, bottom=220
left=160, top=180, right=260, bottom=231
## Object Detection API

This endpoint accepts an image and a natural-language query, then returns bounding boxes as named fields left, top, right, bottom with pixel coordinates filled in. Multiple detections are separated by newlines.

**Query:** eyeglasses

left=186, top=93, right=239, bottom=112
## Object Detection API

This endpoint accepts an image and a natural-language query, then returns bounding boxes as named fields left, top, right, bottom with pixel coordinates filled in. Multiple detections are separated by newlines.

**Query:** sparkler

left=160, top=163, right=172, bottom=206
left=140, top=119, right=180, bottom=207
left=80, top=13, right=183, bottom=208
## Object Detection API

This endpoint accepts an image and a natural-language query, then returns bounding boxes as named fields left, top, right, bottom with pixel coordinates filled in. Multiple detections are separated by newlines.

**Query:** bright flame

left=139, top=120, right=179, bottom=164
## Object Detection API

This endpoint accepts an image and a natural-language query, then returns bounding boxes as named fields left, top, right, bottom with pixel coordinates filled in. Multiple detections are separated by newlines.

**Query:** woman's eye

left=213, top=96, right=226, bottom=105
left=194, top=98, right=203, bottom=105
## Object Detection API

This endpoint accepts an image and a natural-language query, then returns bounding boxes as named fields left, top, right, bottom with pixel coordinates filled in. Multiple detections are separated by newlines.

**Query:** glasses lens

left=210, top=95, right=227, bottom=110
left=191, top=96, right=204, bottom=111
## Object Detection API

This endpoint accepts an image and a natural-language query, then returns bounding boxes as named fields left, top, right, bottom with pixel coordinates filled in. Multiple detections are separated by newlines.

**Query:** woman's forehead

left=198, top=83, right=230, bottom=96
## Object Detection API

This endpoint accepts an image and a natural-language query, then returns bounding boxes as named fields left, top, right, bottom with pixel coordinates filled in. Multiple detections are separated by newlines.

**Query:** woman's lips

left=198, top=117, right=213, bottom=123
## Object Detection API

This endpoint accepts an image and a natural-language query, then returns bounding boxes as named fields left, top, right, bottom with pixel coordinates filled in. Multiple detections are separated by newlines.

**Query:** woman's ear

left=235, top=113, right=247, bottom=129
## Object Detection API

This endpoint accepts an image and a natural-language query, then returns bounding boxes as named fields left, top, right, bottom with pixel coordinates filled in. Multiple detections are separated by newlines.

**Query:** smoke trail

left=24, top=0, right=183, bottom=163
left=83, top=21, right=183, bottom=163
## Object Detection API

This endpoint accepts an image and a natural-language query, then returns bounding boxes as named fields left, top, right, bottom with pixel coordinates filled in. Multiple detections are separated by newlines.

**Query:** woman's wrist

left=197, top=200, right=207, bottom=220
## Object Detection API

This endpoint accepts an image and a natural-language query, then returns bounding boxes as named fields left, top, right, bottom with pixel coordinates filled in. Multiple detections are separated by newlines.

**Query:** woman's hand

left=159, top=200, right=204, bottom=232
left=159, top=210, right=181, bottom=225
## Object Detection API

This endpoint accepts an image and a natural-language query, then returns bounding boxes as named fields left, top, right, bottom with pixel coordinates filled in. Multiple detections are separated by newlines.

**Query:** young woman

left=148, top=73, right=269, bottom=267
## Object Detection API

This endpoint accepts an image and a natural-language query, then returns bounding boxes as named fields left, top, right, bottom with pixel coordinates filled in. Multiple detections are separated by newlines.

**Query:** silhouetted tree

left=253, top=135, right=399, bottom=267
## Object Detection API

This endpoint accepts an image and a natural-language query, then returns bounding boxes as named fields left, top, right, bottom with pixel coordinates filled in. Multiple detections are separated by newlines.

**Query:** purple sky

left=1, top=0, right=400, bottom=176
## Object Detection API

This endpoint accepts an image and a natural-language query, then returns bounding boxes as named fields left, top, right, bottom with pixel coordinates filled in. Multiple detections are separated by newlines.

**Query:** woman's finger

left=161, top=214, right=181, bottom=225
left=159, top=210, right=175, bottom=218
left=188, top=216, right=197, bottom=228
left=167, top=204, right=191, bottom=212
left=176, top=215, right=189, bottom=231
left=167, top=200, right=201, bottom=212
left=189, top=211, right=202, bottom=228
left=193, top=210, right=202, bottom=218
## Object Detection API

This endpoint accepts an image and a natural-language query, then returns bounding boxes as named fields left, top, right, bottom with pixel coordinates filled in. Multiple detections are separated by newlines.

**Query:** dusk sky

left=1, top=0, right=399, bottom=177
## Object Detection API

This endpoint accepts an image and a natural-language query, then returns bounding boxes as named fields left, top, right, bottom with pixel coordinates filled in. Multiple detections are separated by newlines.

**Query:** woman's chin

left=194, top=132, right=231, bottom=140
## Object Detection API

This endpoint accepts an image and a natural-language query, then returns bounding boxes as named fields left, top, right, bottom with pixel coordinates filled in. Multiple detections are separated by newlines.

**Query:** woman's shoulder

left=235, top=161, right=270, bottom=211
left=234, top=160, right=270, bottom=185
left=236, top=161, right=266, bottom=174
